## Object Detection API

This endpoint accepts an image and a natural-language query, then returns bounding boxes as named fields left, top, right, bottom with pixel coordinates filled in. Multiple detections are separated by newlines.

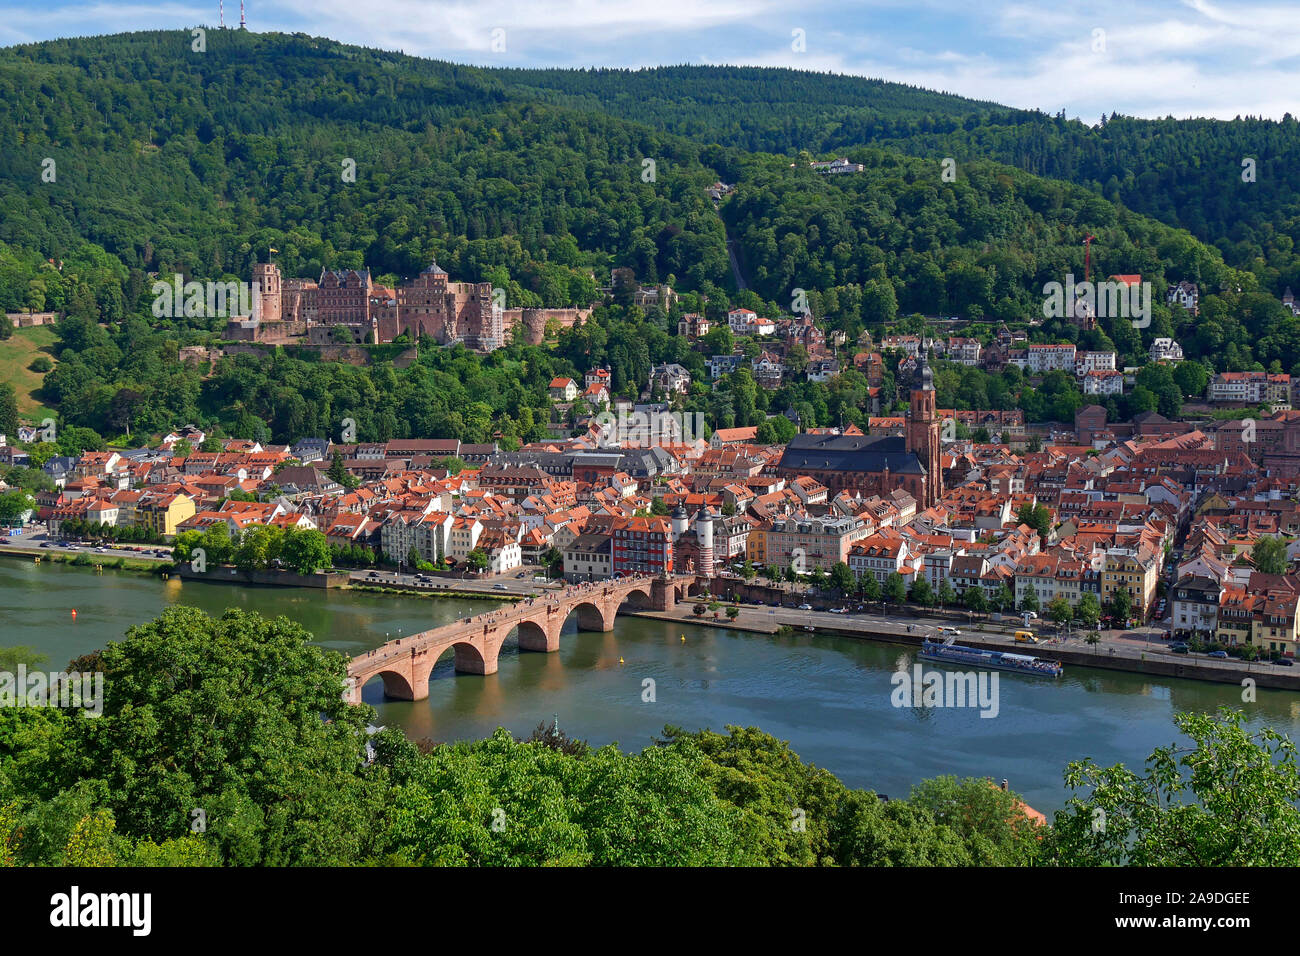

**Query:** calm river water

left=4, top=559, right=1297, bottom=812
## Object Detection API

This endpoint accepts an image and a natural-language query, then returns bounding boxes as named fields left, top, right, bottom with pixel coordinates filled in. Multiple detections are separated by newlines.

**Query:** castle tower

left=251, top=262, right=282, bottom=322
left=906, top=355, right=943, bottom=508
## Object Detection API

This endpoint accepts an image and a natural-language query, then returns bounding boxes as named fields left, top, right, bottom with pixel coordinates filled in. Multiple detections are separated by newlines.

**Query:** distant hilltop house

left=648, top=363, right=691, bottom=396
left=549, top=377, right=579, bottom=402
left=634, top=284, right=677, bottom=311
left=677, top=312, right=710, bottom=338
left=1167, top=280, right=1199, bottom=315
left=1082, top=369, right=1124, bottom=396
left=809, top=157, right=865, bottom=175
left=1284, top=288, right=1300, bottom=317
left=1149, top=338, right=1184, bottom=363
left=708, top=353, right=744, bottom=379
left=727, top=308, right=776, bottom=336
left=1206, top=371, right=1275, bottom=405
left=706, top=181, right=735, bottom=200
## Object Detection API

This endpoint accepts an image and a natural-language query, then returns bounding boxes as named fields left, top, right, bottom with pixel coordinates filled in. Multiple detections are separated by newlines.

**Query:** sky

left=0, top=0, right=1296, bottom=121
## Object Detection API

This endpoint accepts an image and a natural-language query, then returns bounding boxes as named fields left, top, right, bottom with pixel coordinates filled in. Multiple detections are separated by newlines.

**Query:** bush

left=28, top=355, right=53, bottom=373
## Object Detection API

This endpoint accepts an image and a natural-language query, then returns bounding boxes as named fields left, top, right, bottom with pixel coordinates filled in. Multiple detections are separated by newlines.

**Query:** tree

left=964, top=587, right=988, bottom=614
left=281, top=527, right=331, bottom=575
left=1019, top=587, right=1040, bottom=614
left=860, top=574, right=881, bottom=602
left=466, top=549, right=489, bottom=573
left=0, top=606, right=379, bottom=866
left=828, top=562, right=854, bottom=594
left=1049, top=710, right=1300, bottom=865
left=0, top=490, right=35, bottom=526
left=908, top=776, right=1043, bottom=866
left=1108, top=586, right=1132, bottom=625
left=0, top=384, right=18, bottom=439
left=726, top=606, right=739, bottom=621
left=937, top=580, right=957, bottom=609
left=327, top=451, right=358, bottom=490
left=1048, top=596, right=1073, bottom=628
left=884, top=573, right=908, bottom=605
left=1077, top=592, right=1102, bottom=628
left=993, top=583, right=1016, bottom=613
left=910, top=578, right=935, bottom=607
left=1015, top=502, right=1051, bottom=541
left=1251, top=536, right=1289, bottom=575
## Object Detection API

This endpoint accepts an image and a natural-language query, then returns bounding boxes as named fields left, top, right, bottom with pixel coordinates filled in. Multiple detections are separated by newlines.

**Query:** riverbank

left=629, top=608, right=1300, bottom=690
left=347, top=583, right=522, bottom=602
left=0, top=545, right=165, bottom=575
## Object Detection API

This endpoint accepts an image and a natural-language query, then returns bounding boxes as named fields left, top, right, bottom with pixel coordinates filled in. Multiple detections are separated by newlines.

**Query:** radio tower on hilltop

left=219, top=0, right=224, bottom=28
left=240, top=0, right=246, bottom=29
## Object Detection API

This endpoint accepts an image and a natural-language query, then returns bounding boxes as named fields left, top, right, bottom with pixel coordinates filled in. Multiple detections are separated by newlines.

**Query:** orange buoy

left=71, top=609, right=77, bottom=619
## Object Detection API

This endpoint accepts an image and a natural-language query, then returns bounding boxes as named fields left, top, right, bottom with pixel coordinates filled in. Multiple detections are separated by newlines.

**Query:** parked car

left=493, top=583, right=508, bottom=590
left=1206, top=650, right=1229, bottom=659
left=798, top=603, right=813, bottom=610
left=1273, top=658, right=1294, bottom=667
left=1170, top=643, right=1190, bottom=654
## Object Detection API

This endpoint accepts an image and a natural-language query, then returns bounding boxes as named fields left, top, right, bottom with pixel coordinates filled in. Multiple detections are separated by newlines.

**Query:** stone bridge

left=345, top=574, right=697, bottom=704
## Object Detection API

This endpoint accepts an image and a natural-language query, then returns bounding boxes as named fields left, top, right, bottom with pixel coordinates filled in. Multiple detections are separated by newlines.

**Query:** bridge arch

left=355, top=667, right=416, bottom=702
left=514, top=617, right=559, bottom=653
left=568, top=598, right=614, bottom=633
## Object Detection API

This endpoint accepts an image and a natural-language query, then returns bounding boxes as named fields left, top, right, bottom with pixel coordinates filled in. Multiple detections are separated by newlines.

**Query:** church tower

left=906, top=355, right=943, bottom=508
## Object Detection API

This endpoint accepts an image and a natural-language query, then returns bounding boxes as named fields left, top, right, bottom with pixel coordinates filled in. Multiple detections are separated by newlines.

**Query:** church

left=776, top=356, right=944, bottom=508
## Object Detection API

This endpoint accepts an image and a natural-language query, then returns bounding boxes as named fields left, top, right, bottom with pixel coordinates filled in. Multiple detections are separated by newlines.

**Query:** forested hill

left=0, top=29, right=1268, bottom=312
left=3, top=30, right=1300, bottom=451
left=488, top=66, right=1300, bottom=283
left=0, top=29, right=731, bottom=309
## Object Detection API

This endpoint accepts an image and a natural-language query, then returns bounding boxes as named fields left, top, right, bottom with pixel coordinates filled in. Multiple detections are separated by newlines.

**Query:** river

left=4, top=558, right=1297, bottom=812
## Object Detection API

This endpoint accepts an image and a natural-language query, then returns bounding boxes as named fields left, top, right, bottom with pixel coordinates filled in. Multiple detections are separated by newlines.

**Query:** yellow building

left=1101, top=546, right=1159, bottom=618
left=1251, top=593, right=1300, bottom=656
left=138, top=492, right=196, bottom=538
left=746, top=525, right=768, bottom=567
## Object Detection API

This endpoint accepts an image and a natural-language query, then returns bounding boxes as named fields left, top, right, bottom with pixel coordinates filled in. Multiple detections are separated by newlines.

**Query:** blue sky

left=1, top=0, right=1296, bottom=121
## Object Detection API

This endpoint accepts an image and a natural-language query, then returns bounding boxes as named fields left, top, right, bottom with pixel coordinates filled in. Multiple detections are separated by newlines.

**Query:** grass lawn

left=0, top=324, right=58, bottom=420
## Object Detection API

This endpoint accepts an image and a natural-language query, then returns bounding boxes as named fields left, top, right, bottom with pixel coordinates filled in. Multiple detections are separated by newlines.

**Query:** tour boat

left=919, top=638, right=1063, bottom=678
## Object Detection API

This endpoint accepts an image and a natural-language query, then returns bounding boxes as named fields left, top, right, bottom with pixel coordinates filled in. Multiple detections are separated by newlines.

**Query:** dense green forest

left=498, top=65, right=1300, bottom=286
left=3, top=30, right=1300, bottom=446
left=1, top=607, right=1294, bottom=866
